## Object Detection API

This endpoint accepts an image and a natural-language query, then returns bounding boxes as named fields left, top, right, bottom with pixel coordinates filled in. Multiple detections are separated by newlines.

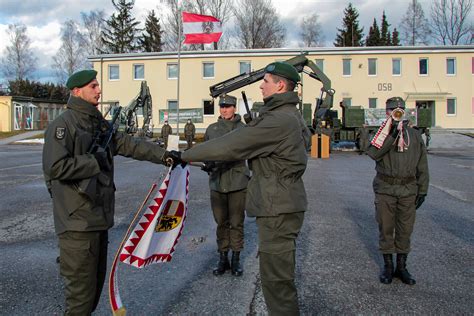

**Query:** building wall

left=91, top=47, right=474, bottom=131
left=0, top=96, right=12, bottom=132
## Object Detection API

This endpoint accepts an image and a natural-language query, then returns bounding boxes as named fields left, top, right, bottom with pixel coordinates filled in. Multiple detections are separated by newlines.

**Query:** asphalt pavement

left=0, top=130, right=472, bottom=315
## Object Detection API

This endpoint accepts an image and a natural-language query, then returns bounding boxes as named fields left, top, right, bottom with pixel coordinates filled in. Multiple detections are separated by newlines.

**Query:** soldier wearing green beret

left=202, top=94, right=250, bottom=277
left=43, top=69, right=171, bottom=315
left=172, top=61, right=311, bottom=315
left=367, top=97, right=429, bottom=286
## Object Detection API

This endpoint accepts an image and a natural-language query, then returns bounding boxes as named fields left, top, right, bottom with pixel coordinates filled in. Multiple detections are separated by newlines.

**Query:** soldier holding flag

left=42, top=70, right=171, bottom=315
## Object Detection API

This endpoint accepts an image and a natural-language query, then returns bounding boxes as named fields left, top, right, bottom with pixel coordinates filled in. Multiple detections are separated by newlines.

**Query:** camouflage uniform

left=184, top=121, right=196, bottom=149
left=161, top=122, right=172, bottom=149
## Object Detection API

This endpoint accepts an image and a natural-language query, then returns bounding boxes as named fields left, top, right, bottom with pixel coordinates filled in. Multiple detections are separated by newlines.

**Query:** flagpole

left=176, top=10, right=182, bottom=138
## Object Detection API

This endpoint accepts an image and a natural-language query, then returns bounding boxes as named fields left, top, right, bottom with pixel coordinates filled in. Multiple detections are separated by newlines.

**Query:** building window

left=203, top=100, right=214, bottom=115
left=203, top=62, right=214, bottom=78
left=342, top=98, right=352, bottom=106
left=447, top=98, right=456, bottom=115
left=167, top=63, right=178, bottom=79
left=392, top=58, right=401, bottom=76
left=446, top=58, right=456, bottom=75
left=343, top=59, right=351, bottom=76
left=133, top=64, right=144, bottom=80
left=239, top=61, right=251, bottom=74
left=368, top=58, right=377, bottom=76
left=369, top=98, right=377, bottom=108
left=419, top=58, right=428, bottom=75
left=108, top=65, right=119, bottom=81
left=167, top=100, right=178, bottom=112
left=315, top=59, right=324, bottom=72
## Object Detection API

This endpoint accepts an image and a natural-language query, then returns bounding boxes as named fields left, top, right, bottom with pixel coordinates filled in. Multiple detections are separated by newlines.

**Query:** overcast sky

left=0, top=0, right=439, bottom=84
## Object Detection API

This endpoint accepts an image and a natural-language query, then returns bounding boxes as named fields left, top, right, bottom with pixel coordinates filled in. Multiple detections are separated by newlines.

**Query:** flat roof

left=89, top=45, right=474, bottom=62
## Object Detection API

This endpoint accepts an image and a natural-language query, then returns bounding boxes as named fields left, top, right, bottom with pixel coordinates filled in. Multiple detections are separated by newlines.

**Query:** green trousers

left=58, top=230, right=108, bottom=315
left=210, top=189, right=246, bottom=252
left=256, top=212, right=304, bottom=316
left=375, top=193, right=417, bottom=254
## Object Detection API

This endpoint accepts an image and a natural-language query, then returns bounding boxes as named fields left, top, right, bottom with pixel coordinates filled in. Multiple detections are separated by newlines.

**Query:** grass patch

left=0, top=131, right=25, bottom=139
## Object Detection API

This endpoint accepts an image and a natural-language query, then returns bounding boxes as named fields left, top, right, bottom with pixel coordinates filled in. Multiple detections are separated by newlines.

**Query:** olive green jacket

left=43, top=96, right=166, bottom=234
left=184, top=122, right=195, bottom=138
left=204, top=114, right=250, bottom=193
left=367, top=125, right=429, bottom=197
left=182, top=92, right=311, bottom=217
left=161, top=124, right=172, bottom=138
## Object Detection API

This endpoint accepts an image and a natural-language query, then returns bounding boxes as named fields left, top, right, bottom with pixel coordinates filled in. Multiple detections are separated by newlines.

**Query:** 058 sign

left=378, top=83, right=392, bottom=91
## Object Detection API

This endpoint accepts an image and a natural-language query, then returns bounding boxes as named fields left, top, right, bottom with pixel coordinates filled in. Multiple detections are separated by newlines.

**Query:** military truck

left=331, top=102, right=432, bottom=143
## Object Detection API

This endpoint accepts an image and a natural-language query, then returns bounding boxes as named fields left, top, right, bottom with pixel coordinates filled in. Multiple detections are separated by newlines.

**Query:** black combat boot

left=393, top=253, right=416, bottom=285
left=380, top=254, right=393, bottom=284
left=231, top=251, right=243, bottom=276
left=213, top=251, right=230, bottom=276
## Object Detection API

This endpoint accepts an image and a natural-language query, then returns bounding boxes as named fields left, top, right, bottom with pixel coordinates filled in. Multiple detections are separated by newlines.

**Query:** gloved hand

left=415, top=194, right=426, bottom=209
left=163, top=150, right=186, bottom=169
left=243, top=113, right=252, bottom=124
left=201, top=161, right=216, bottom=173
left=94, top=149, right=109, bottom=171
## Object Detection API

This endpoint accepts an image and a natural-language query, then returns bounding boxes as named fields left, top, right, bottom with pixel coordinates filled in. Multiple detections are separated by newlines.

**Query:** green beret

left=66, top=70, right=98, bottom=90
left=386, top=97, right=406, bottom=110
left=219, top=94, right=237, bottom=107
left=264, top=62, right=300, bottom=84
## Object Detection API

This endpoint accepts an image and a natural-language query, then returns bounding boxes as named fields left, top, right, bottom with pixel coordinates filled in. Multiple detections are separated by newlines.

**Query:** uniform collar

left=67, top=95, right=103, bottom=118
left=261, top=91, right=299, bottom=113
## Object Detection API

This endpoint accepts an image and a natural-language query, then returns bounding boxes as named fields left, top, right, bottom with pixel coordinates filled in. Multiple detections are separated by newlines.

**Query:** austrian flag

left=182, top=12, right=222, bottom=44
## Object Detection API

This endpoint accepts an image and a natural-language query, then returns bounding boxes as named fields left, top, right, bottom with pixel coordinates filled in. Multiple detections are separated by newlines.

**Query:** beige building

left=90, top=46, right=473, bottom=133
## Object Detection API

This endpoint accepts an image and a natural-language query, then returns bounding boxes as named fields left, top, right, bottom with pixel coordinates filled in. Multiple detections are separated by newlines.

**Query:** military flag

left=182, top=12, right=223, bottom=44
left=109, top=164, right=190, bottom=315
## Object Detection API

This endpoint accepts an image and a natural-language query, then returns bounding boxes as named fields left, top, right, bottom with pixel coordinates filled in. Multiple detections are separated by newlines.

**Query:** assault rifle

left=77, top=107, right=122, bottom=199
left=209, top=53, right=335, bottom=129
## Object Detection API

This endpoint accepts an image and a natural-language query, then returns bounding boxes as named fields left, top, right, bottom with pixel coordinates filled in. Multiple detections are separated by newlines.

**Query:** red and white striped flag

left=109, top=165, right=190, bottom=315
left=182, top=12, right=222, bottom=44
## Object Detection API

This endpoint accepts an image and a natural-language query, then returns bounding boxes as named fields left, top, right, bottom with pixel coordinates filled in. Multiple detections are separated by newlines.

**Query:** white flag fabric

left=182, top=11, right=222, bottom=44
left=119, top=165, right=190, bottom=267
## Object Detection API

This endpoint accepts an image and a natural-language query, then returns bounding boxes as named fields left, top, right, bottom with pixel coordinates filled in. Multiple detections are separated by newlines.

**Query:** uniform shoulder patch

left=55, top=127, right=66, bottom=140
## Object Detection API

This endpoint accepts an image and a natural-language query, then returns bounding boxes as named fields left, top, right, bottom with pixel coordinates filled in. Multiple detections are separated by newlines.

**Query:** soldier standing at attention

left=184, top=119, right=196, bottom=149
left=367, top=97, right=429, bottom=286
left=161, top=120, right=172, bottom=149
left=169, top=62, right=311, bottom=315
left=42, top=70, right=173, bottom=315
left=202, top=94, right=250, bottom=276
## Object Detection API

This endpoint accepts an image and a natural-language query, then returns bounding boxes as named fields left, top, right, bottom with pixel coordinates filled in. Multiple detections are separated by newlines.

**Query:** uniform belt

left=377, top=174, right=416, bottom=185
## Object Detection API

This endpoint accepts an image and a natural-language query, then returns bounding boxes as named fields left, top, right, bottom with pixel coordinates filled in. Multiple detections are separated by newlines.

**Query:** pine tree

left=101, top=0, right=141, bottom=53
left=366, top=18, right=381, bottom=46
left=380, top=11, right=391, bottom=45
left=391, top=28, right=401, bottom=46
left=334, top=3, right=365, bottom=47
left=139, top=10, right=163, bottom=52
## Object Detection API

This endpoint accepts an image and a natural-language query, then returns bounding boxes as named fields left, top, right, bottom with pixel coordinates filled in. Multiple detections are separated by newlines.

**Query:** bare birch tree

left=81, top=10, right=106, bottom=56
left=430, top=0, right=473, bottom=45
left=399, top=0, right=431, bottom=45
left=299, top=13, right=324, bottom=47
left=233, top=0, right=286, bottom=48
left=1, top=24, right=38, bottom=80
left=52, top=20, right=88, bottom=84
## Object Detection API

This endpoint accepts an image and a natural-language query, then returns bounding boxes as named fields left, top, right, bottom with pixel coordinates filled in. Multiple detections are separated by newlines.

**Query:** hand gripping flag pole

left=109, top=163, right=190, bottom=315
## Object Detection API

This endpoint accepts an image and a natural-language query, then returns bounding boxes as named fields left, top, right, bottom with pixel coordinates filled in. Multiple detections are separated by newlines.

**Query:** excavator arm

left=209, top=53, right=335, bottom=128
left=121, top=81, right=153, bottom=137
